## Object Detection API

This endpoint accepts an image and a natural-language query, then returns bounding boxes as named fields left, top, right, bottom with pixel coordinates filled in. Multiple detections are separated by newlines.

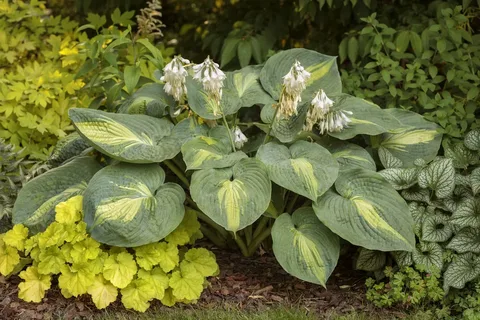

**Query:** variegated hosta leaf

left=260, top=48, right=342, bottom=101
left=190, top=158, right=271, bottom=232
left=320, top=140, right=376, bottom=171
left=412, top=241, right=443, bottom=272
left=418, top=158, right=455, bottom=199
left=313, top=168, right=415, bottom=252
left=421, top=214, right=453, bottom=243
left=464, top=128, right=480, bottom=151
left=471, top=168, right=480, bottom=196
left=443, top=253, right=480, bottom=291
left=118, top=83, right=174, bottom=117
left=181, top=127, right=247, bottom=170
left=271, top=207, right=340, bottom=287
left=355, top=248, right=387, bottom=272
left=447, top=228, right=480, bottom=253
left=401, top=188, right=430, bottom=203
left=443, top=140, right=478, bottom=169
left=377, top=109, right=442, bottom=168
left=392, top=251, right=413, bottom=267
left=70, top=109, right=206, bottom=164
left=256, top=141, right=339, bottom=201
left=13, top=157, right=101, bottom=233
left=378, top=168, right=419, bottom=190
left=260, top=102, right=309, bottom=143
left=450, top=197, right=480, bottom=228
left=378, top=147, right=403, bottom=169
left=185, top=75, right=241, bottom=120
left=327, top=95, right=405, bottom=140
left=227, top=65, right=276, bottom=108
left=48, top=132, right=91, bottom=167
left=84, top=163, right=185, bottom=247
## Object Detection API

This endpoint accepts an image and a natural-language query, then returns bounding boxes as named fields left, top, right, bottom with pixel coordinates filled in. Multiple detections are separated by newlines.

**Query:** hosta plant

left=13, top=47, right=442, bottom=287
left=1, top=196, right=218, bottom=311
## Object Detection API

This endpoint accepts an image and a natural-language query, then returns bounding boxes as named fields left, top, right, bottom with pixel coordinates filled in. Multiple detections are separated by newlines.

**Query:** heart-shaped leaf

left=447, top=228, right=480, bottom=253
left=471, top=168, right=480, bottom=196
left=355, top=248, right=386, bottom=272
left=320, top=140, right=376, bottom=171
left=450, top=197, right=480, bottom=228
left=118, top=83, right=174, bottom=117
left=412, top=241, right=443, bottom=272
left=13, top=157, right=102, bottom=233
left=83, top=163, right=185, bottom=247
left=444, top=253, right=480, bottom=291
left=257, top=141, right=338, bottom=201
left=464, top=129, right=480, bottom=151
left=271, top=207, right=340, bottom=287
left=379, top=168, right=419, bottom=190
left=227, top=66, right=276, bottom=108
left=418, top=158, right=455, bottom=199
left=190, top=158, right=271, bottom=232
left=421, top=214, right=453, bottom=243
left=313, top=168, right=415, bottom=251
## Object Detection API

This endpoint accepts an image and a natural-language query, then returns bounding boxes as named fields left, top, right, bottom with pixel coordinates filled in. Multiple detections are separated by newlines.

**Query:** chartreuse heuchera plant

left=1, top=195, right=218, bottom=311
left=12, top=47, right=442, bottom=290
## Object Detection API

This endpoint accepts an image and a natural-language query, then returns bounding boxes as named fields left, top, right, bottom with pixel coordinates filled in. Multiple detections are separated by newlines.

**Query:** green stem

left=185, top=195, right=198, bottom=209
left=263, top=106, right=280, bottom=145
left=231, top=232, right=249, bottom=256
left=247, top=226, right=272, bottom=256
left=253, top=216, right=270, bottom=240
left=200, top=225, right=227, bottom=248
left=192, top=208, right=229, bottom=239
left=164, top=160, right=189, bottom=187
left=286, top=193, right=299, bottom=213
left=222, top=113, right=236, bottom=152
left=244, top=225, right=253, bottom=246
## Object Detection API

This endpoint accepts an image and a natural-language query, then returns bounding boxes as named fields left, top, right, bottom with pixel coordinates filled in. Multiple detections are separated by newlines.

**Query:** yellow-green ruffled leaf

left=271, top=208, right=340, bottom=287
left=134, top=242, right=179, bottom=272
left=37, top=246, right=65, bottom=275
left=58, top=264, right=95, bottom=297
left=313, top=168, right=415, bottom=251
left=18, top=266, right=51, bottom=303
left=69, top=237, right=101, bottom=263
left=3, top=224, right=29, bottom=251
left=169, top=263, right=204, bottom=301
left=160, top=288, right=177, bottom=307
left=0, top=241, right=20, bottom=276
left=103, top=252, right=137, bottom=289
left=138, top=267, right=169, bottom=300
left=87, top=274, right=118, bottom=309
left=183, top=248, right=219, bottom=277
left=121, top=278, right=156, bottom=312
left=54, top=195, right=83, bottom=224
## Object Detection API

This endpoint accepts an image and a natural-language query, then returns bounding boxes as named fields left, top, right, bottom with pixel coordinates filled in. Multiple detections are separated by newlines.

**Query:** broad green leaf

left=421, top=214, right=453, bottom=243
left=227, top=66, right=276, bottom=108
left=379, top=168, right=419, bottom=190
left=181, top=127, right=247, bottom=170
left=471, top=168, right=480, bottom=196
left=378, top=147, right=403, bottom=168
left=418, top=158, right=455, bottom=199
left=444, top=253, right=480, bottom=291
left=321, top=140, right=376, bottom=171
left=377, top=109, right=442, bottom=168
left=48, top=132, right=91, bottom=167
left=327, top=94, right=405, bottom=140
left=464, top=129, right=480, bottom=151
left=118, top=83, right=174, bottom=117
left=238, top=40, right=252, bottom=68
left=355, top=248, right=386, bottom=271
left=12, top=157, right=101, bottom=233
left=271, top=208, right=340, bottom=287
left=392, top=251, right=413, bottom=267
left=313, top=168, right=415, bottom=252
left=257, top=141, right=339, bottom=201
left=443, top=140, right=478, bottom=169
left=83, top=163, right=185, bottom=247
left=70, top=108, right=189, bottom=164
left=124, top=65, right=141, bottom=94
left=450, top=197, right=480, bottom=228
left=260, top=48, right=342, bottom=101
left=190, top=158, right=271, bottom=232
left=412, top=241, right=443, bottom=272
left=260, top=101, right=309, bottom=143
left=447, top=228, right=480, bottom=253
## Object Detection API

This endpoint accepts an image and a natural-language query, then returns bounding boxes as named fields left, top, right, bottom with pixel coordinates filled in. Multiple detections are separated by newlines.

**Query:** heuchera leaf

left=102, top=252, right=137, bottom=289
left=183, top=248, right=219, bottom=277
left=87, top=274, right=118, bottom=309
left=18, top=266, right=51, bottom=303
left=121, top=278, right=156, bottom=312
left=3, top=224, right=29, bottom=251
left=169, top=263, right=204, bottom=300
left=58, top=263, right=95, bottom=297
left=54, top=195, right=83, bottom=224
left=0, top=236, right=20, bottom=276
left=138, top=267, right=169, bottom=300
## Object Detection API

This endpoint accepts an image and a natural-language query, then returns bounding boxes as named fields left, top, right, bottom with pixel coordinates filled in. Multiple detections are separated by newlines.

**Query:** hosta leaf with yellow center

left=377, top=109, right=442, bottom=168
left=271, top=208, right=340, bottom=286
left=0, top=237, right=20, bottom=276
left=313, top=168, right=415, bottom=252
left=12, top=157, right=101, bottom=233
left=183, top=248, right=219, bottom=277
left=58, top=263, right=95, bottom=297
left=83, top=163, right=185, bottom=247
left=54, top=195, right=83, bottom=224
left=138, top=267, right=169, bottom=300
left=229, top=65, right=276, bottom=108
left=121, top=278, right=156, bottom=312
left=169, top=263, right=204, bottom=301
left=191, top=158, right=271, bottom=233
left=257, top=141, right=338, bottom=201
left=103, top=252, right=137, bottom=289
left=3, top=224, right=29, bottom=251
left=87, top=274, right=118, bottom=310
left=134, top=242, right=179, bottom=272
left=18, top=266, right=51, bottom=303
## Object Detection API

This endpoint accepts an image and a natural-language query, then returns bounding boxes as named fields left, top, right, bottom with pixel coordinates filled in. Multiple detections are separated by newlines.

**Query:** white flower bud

left=161, top=55, right=189, bottom=101
left=304, top=89, right=334, bottom=131
left=318, top=110, right=353, bottom=134
left=233, top=127, right=248, bottom=149
left=278, top=60, right=310, bottom=119
left=192, top=57, right=226, bottom=107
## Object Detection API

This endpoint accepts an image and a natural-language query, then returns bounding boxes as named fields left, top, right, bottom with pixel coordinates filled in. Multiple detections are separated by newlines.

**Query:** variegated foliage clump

left=12, top=46, right=442, bottom=288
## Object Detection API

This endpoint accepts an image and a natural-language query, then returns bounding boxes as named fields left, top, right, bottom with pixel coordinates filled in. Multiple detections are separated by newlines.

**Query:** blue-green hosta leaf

left=377, top=109, right=442, bottom=168
left=48, top=132, right=91, bottom=167
left=450, top=197, right=480, bottom=228
left=320, top=140, right=376, bottom=171
left=256, top=141, right=338, bottom=201
left=355, top=248, right=387, bottom=272
left=378, top=147, right=403, bottom=169
left=118, top=83, right=174, bottom=117
left=378, top=168, right=419, bottom=190
left=313, top=168, right=415, bottom=252
left=185, top=75, right=241, bottom=120
left=260, top=48, right=342, bottom=101
left=260, top=102, right=309, bottom=143
left=471, top=168, right=480, bottom=196
left=412, top=241, right=443, bottom=272
left=271, top=208, right=340, bottom=287
left=327, top=95, right=405, bottom=140
left=444, top=253, right=480, bottom=291
left=227, top=66, right=276, bottom=108
left=418, top=158, right=455, bottom=199
left=447, top=228, right=480, bottom=253
left=421, top=214, right=453, bottom=243
left=464, top=129, right=480, bottom=151
left=443, top=140, right=478, bottom=169
left=13, top=157, right=101, bottom=233
left=84, top=163, right=185, bottom=247
left=190, top=158, right=271, bottom=232
left=181, top=127, right=247, bottom=170
left=70, top=109, right=205, bottom=164
left=392, top=251, right=413, bottom=267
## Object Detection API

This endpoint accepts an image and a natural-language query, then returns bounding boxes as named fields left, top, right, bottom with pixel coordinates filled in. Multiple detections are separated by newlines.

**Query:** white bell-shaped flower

left=304, top=89, right=334, bottom=131
left=233, top=127, right=248, bottom=149
left=161, top=55, right=190, bottom=101
left=192, top=57, right=226, bottom=100
left=278, top=60, right=310, bottom=119
left=318, top=110, right=353, bottom=134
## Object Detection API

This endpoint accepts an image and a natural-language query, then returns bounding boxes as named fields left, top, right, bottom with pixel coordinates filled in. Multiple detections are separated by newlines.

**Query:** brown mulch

left=0, top=244, right=373, bottom=320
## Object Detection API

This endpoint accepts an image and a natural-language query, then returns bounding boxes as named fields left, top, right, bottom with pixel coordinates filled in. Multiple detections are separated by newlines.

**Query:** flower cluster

left=161, top=56, right=189, bottom=102
left=193, top=57, right=226, bottom=114
left=278, top=60, right=311, bottom=119
left=136, top=0, right=165, bottom=38
left=304, top=89, right=334, bottom=131
left=317, top=109, right=353, bottom=134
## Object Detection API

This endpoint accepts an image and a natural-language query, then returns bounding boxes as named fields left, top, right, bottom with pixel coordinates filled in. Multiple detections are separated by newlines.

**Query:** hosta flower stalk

left=277, top=60, right=310, bottom=119
left=161, top=55, right=190, bottom=102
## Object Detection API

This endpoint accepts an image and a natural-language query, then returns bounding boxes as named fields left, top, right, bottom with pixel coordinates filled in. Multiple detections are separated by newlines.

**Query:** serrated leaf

left=18, top=266, right=51, bottom=303
left=169, top=263, right=204, bottom=300
left=103, top=252, right=137, bottom=289
left=87, top=275, right=118, bottom=309
left=58, top=264, right=95, bottom=297
left=121, top=278, right=155, bottom=312
left=134, top=242, right=179, bottom=272
left=418, top=158, right=455, bottom=198
left=464, top=129, right=480, bottom=151
left=0, top=240, right=20, bottom=276
left=421, top=214, right=453, bottom=243
left=138, top=267, right=169, bottom=300
left=450, top=197, right=480, bottom=228
left=444, top=253, right=480, bottom=291
left=412, top=241, right=443, bottom=272
left=3, top=224, right=29, bottom=251
left=183, top=248, right=218, bottom=277
left=356, top=248, right=386, bottom=271
left=447, top=228, right=480, bottom=253
left=378, top=147, right=403, bottom=168
left=378, top=168, right=419, bottom=190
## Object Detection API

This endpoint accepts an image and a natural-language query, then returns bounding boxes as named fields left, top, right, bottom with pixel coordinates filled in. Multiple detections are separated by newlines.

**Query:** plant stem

left=286, top=193, right=299, bottom=213
left=231, top=232, right=249, bottom=256
left=192, top=208, right=229, bottom=239
left=164, top=160, right=189, bottom=187
left=200, top=225, right=227, bottom=248
left=262, top=106, right=280, bottom=145
left=244, top=225, right=253, bottom=245
left=222, top=113, right=236, bottom=152
left=247, top=226, right=272, bottom=256
left=252, top=216, right=270, bottom=240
